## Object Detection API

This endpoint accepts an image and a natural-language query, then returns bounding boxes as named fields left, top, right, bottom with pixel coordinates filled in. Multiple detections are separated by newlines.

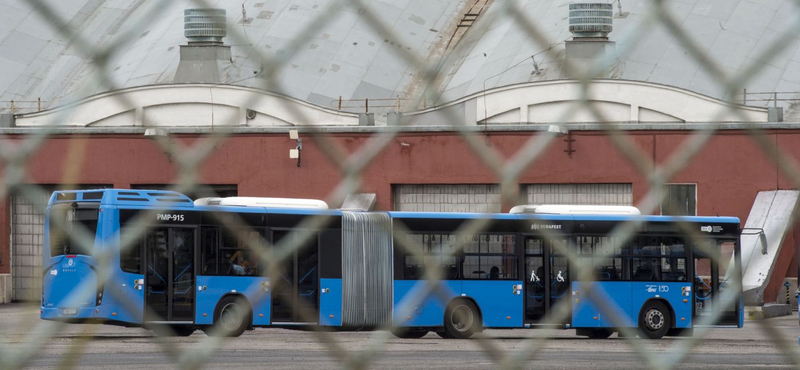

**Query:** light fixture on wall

left=144, top=128, right=168, bottom=137
left=289, top=129, right=302, bottom=167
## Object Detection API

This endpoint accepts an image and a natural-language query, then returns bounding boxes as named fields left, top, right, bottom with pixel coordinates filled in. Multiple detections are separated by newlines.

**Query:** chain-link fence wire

left=1, top=0, right=800, bottom=368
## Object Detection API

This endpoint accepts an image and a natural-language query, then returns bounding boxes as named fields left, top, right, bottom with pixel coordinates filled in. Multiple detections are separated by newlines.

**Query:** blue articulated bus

left=42, top=189, right=742, bottom=339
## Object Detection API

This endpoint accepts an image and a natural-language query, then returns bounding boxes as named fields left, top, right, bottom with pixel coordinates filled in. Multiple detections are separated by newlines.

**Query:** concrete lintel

left=1, top=122, right=799, bottom=135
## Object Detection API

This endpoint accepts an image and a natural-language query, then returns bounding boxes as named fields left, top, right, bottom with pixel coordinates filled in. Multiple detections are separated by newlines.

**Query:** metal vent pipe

left=184, top=8, right=226, bottom=44
left=569, top=3, right=613, bottom=38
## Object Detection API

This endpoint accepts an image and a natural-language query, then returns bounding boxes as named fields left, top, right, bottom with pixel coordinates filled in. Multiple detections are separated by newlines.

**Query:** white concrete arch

left=15, top=84, right=360, bottom=127
left=470, top=80, right=767, bottom=123
left=14, top=79, right=768, bottom=128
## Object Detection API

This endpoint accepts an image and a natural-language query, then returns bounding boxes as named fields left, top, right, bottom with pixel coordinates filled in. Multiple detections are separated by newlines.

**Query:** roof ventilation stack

left=569, top=3, right=613, bottom=39
left=184, top=8, right=227, bottom=44
left=174, top=8, right=231, bottom=84
left=564, top=3, right=617, bottom=79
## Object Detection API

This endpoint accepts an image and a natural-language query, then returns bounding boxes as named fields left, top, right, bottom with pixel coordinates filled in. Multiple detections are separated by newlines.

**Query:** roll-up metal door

left=393, top=184, right=501, bottom=212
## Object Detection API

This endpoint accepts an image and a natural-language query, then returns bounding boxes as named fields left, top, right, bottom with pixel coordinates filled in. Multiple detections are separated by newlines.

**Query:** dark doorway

left=524, top=236, right=571, bottom=325
left=271, top=230, right=319, bottom=323
left=145, top=227, right=195, bottom=322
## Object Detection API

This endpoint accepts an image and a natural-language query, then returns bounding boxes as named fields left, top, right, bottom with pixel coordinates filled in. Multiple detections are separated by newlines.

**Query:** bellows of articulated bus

left=509, top=204, right=641, bottom=215
left=194, top=197, right=329, bottom=209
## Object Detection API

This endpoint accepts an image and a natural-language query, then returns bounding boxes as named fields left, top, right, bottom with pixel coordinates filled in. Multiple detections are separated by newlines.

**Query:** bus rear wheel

left=638, top=301, right=671, bottom=340
left=205, top=296, right=251, bottom=338
left=443, top=300, right=480, bottom=339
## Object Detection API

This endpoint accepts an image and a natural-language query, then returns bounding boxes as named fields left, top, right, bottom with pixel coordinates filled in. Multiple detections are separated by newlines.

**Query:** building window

left=662, top=184, right=696, bottom=216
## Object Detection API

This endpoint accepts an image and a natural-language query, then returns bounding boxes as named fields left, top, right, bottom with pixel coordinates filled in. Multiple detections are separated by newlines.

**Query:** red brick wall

left=3, top=130, right=798, bottom=300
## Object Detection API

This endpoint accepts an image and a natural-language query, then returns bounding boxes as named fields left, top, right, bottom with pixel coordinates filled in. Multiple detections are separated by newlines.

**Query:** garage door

left=11, top=188, right=51, bottom=301
left=524, top=184, right=633, bottom=206
left=393, top=184, right=501, bottom=212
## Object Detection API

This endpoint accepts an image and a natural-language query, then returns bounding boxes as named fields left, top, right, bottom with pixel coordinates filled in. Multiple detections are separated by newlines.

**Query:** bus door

left=145, top=227, right=196, bottom=323
left=524, top=237, right=546, bottom=323
left=693, top=238, right=740, bottom=326
left=549, top=238, right=571, bottom=322
left=524, top=236, right=570, bottom=324
left=271, top=230, right=319, bottom=323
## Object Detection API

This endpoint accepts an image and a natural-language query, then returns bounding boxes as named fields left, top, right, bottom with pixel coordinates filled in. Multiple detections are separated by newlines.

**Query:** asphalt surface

left=1, top=303, right=798, bottom=369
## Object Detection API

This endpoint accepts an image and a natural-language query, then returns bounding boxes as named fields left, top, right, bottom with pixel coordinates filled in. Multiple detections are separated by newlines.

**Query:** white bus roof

left=194, top=197, right=328, bottom=209
left=509, top=204, right=641, bottom=215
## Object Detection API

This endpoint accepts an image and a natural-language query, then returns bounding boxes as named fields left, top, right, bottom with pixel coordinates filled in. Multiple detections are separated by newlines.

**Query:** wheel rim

left=451, top=305, right=474, bottom=332
left=645, top=308, right=665, bottom=331
left=220, top=303, right=243, bottom=331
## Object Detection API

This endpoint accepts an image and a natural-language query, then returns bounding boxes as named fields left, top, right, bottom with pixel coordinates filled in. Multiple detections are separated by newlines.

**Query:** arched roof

left=0, top=0, right=465, bottom=113
left=435, top=0, right=800, bottom=120
left=14, top=80, right=766, bottom=127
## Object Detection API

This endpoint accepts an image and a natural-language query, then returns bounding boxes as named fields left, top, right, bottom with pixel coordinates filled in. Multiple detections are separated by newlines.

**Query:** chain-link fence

left=2, top=0, right=800, bottom=369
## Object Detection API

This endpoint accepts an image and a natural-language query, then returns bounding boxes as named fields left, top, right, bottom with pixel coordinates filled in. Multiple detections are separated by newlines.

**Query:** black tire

left=205, top=296, right=251, bottom=337
left=588, top=328, right=614, bottom=339
left=443, top=300, right=481, bottom=339
left=390, top=328, right=429, bottom=339
left=638, top=301, right=671, bottom=339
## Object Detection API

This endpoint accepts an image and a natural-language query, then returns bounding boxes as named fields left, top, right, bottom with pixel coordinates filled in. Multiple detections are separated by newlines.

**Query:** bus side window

left=200, top=227, right=219, bottom=275
left=402, top=233, right=460, bottom=280
left=632, top=237, right=687, bottom=282
left=120, top=229, right=142, bottom=274
left=576, top=235, right=625, bottom=281
left=462, top=234, right=517, bottom=280
left=219, top=229, right=264, bottom=276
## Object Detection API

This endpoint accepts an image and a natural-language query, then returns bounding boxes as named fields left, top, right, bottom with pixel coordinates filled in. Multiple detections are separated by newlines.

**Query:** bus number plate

left=645, top=285, right=669, bottom=293
left=62, top=308, right=78, bottom=315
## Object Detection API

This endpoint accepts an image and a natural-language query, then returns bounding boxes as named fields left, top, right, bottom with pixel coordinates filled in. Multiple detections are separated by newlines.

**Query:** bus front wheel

left=443, top=300, right=480, bottom=339
left=638, top=301, right=671, bottom=340
left=205, top=296, right=251, bottom=337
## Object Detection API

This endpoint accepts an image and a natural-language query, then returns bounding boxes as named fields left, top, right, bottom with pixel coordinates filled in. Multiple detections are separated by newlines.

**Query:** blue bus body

left=42, top=189, right=743, bottom=338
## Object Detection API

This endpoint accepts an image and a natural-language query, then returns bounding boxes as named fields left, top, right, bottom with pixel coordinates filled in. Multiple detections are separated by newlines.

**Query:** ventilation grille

left=569, top=3, right=613, bottom=38
left=184, top=8, right=226, bottom=43
left=341, top=212, right=393, bottom=328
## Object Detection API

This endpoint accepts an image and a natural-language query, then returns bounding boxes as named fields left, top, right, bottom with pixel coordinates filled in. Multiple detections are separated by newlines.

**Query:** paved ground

left=1, top=302, right=798, bottom=369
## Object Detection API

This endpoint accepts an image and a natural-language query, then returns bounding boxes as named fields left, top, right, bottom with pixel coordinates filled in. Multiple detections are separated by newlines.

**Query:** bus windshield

left=49, top=206, right=99, bottom=257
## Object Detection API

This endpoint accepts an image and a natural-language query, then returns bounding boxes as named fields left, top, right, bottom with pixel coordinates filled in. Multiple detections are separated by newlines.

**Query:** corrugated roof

left=0, top=0, right=467, bottom=113
left=3, top=0, right=800, bottom=119
left=435, top=0, right=800, bottom=119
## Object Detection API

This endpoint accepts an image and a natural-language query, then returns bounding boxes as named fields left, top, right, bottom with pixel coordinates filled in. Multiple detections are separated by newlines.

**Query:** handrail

left=2, top=98, right=45, bottom=114
left=330, top=96, right=428, bottom=113
left=733, top=90, right=800, bottom=106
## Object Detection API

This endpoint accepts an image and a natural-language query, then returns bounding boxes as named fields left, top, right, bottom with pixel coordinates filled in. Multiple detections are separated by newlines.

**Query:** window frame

left=573, top=234, right=689, bottom=282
